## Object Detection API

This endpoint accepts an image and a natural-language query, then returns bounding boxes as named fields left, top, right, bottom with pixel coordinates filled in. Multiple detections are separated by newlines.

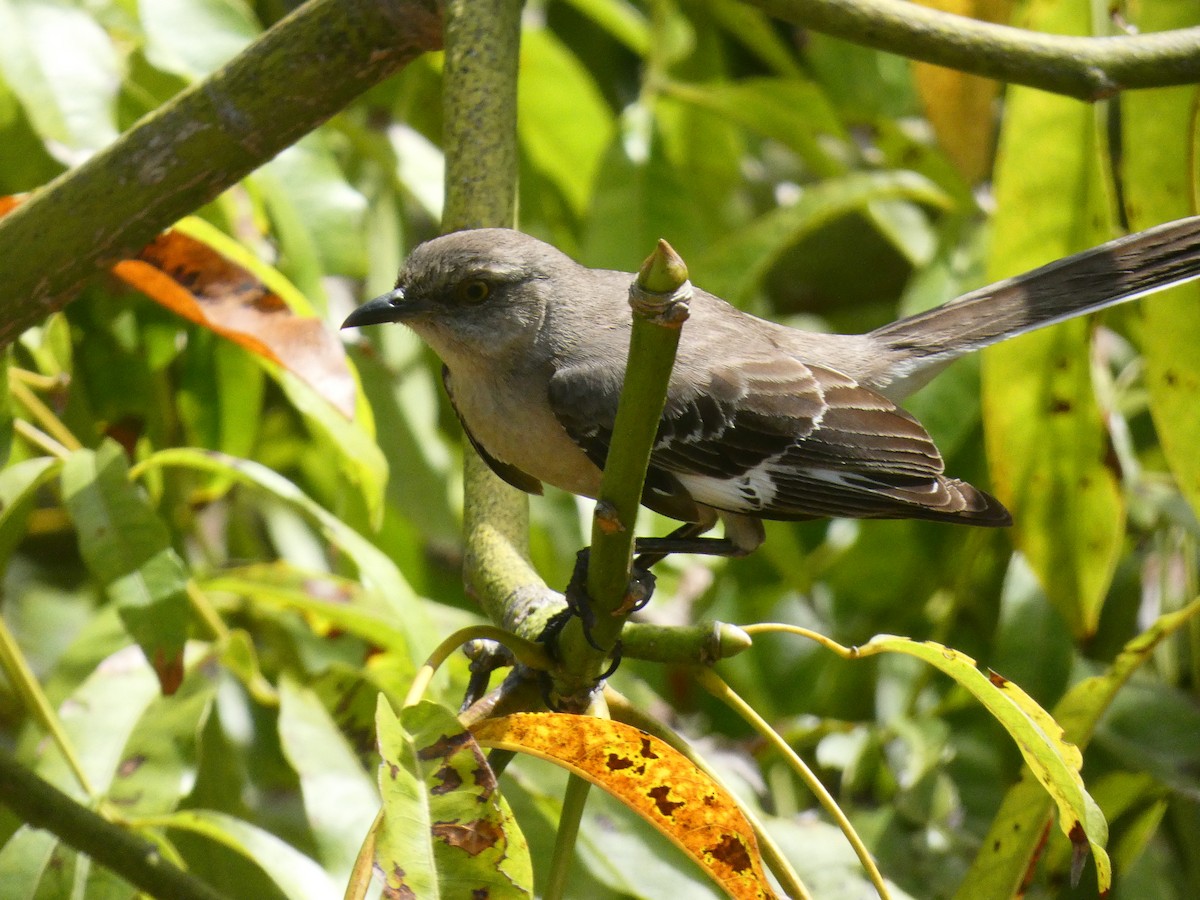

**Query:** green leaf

left=139, top=0, right=260, bottom=80
left=105, top=661, right=218, bottom=817
left=0, top=351, right=11, bottom=467
left=980, top=0, right=1119, bottom=639
left=956, top=596, right=1200, bottom=899
left=556, top=0, right=650, bottom=55
left=0, top=456, right=61, bottom=572
left=131, top=448, right=432, bottom=659
left=663, top=77, right=848, bottom=176
left=254, top=134, right=370, bottom=284
left=582, top=108, right=712, bottom=269
left=0, top=0, right=119, bottom=154
left=278, top=676, right=378, bottom=880
left=201, top=563, right=413, bottom=659
left=375, top=697, right=533, bottom=899
left=61, top=441, right=188, bottom=694
left=518, top=28, right=615, bottom=216
left=1117, top=3, right=1200, bottom=520
left=0, top=827, right=65, bottom=898
left=860, top=635, right=1109, bottom=891
left=153, top=809, right=337, bottom=900
left=693, top=170, right=951, bottom=306
left=35, top=643, right=162, bottom=797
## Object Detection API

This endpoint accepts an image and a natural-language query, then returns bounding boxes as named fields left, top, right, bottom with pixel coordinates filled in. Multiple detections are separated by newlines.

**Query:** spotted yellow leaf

left=472, top=712, right=776, bottom=900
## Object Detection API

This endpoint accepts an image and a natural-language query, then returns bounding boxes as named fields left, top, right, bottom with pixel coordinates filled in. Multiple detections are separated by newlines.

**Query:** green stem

left=695, top=667, right=891, bottom=900
left=0, top=749, right=230, bottom=900
left=551, top=243, right=692, bottom=698
left=745, top=0, right=1200, bottom=101
left=0, top=615, right=94, bottom=797
left=441, top=0, right=550, bottom=637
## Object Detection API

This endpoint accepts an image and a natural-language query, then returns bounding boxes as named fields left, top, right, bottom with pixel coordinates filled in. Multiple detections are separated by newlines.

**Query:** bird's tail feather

left=872, top=215, right=1200, bottom=371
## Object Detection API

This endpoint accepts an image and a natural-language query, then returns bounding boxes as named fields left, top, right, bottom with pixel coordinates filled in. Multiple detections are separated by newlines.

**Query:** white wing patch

left=676, top=463, right=779, bottom=513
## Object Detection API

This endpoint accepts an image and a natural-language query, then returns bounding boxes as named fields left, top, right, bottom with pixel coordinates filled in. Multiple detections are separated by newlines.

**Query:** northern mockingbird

left=343, top=218, right=1200, bottom=558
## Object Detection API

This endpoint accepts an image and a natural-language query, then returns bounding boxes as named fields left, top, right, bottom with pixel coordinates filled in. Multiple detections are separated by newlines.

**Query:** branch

left=0, top=0, right=441, bottom=347
left=0, top=749, right=230, bottom=900
left=439, top=0, right=552, bottom=639
left=745, top=0, right=1200, bottom=100
left=549, top=242, right=692, bottom=700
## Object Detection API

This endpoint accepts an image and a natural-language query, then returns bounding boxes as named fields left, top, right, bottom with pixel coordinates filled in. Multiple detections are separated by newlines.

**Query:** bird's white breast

left=446, top=365, right=604, bottom=498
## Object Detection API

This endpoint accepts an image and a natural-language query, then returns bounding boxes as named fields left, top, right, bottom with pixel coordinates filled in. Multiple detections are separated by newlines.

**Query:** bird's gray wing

left=443, top=366, right=544, bottom=495
left=549, top=356, right=1010, bottom=525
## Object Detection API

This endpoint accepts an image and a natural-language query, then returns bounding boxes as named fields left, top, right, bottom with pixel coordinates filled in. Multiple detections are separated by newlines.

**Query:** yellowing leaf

left=857, top=634, right=1110, bottom=892
left=1117, top=2, right=1200, bottom=520
left=955, top=596, right=1200, bottom=898
left=980, top=0, right=1120, bottom=639
left=911, top=0, right=1013, bottom=182
left=473, top=712, right=777, bottom=900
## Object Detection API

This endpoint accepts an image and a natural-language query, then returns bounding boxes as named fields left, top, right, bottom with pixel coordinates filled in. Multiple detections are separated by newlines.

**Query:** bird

left=342, top=218, right=1200, bottom=559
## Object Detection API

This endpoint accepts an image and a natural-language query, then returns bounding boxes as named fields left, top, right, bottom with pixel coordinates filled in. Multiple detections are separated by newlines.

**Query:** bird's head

left=341, top=228, right=571, bottom=365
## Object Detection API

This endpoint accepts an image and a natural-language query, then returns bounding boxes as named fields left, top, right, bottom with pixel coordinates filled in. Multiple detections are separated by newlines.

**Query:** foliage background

left=0, top=0, right=1198, bottom=897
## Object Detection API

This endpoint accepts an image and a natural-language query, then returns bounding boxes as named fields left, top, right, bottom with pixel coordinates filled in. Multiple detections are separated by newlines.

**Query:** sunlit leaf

left=0, top=456, right=61, bottom=572
left=105, top=659, right=218, bottom=817
left=518, top=28, right=614, bottom=216
left=694, top=170, right=951, bottom=305
left=663, top=78, right=848, bottom=176
left=1117, top=2, right=1200, bottom=519
left=854, top=635, right=1108, bottom=890
left=154, top=809, right=338, bottom=900
left=910, top=0, right=1012, bottom=182
left=473, top=712, right=776, bottom=899
left=980, top=0, right=1119, bottom=639
left=0, top=0, right=119, bottom=158
left=278, top=676, right=378, bottom=880
left=376, top=698, right=533, bottom=898
left=201, top=563, right=412, bottom=658
left=557, top=0, right=650, bottom=54
left=255, top=134, right=370, bottom=283
left=955, top=597, right=1200, bottom=897
left=139, top=0, right=260, bottom=80
left=131, top=448, right=432, bottom=664
left=61, top=441, right=188, bottom=694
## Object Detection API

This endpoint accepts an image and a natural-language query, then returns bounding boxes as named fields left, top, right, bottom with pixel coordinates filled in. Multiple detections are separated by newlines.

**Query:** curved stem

left=695, top=667, right=891, bottom=900
left=746, top=0, right=1200, bottom=100
left=403, top=624, right=552, bottom=708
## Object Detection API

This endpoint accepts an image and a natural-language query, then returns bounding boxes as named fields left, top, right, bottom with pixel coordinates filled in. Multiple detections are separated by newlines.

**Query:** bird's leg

left=633, top=522, right=722, bottom=567
left=562, top=548, right=600, bottom=649
left=634, top=514, right=764, bottom=567
left=557, top=548, right=658, bottom=651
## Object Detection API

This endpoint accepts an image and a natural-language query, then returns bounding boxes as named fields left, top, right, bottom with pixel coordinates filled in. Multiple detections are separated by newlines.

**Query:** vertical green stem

left=583, top=242, right=690, bottom=649
left=441, top=0, right=542, bottom=626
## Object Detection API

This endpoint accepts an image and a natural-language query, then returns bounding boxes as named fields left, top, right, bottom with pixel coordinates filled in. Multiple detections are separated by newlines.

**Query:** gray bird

left=343, top=219, right=1200, bottom=558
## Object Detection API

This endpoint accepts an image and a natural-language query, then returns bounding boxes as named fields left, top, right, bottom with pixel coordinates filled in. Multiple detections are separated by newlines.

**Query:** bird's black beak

left=341, top=288, right=405, bottom=329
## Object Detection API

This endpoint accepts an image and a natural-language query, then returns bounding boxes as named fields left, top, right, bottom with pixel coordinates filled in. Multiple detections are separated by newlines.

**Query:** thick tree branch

left=746, top=0, right=1200, bottom=100
left=0, top=0, right=441, bottom=346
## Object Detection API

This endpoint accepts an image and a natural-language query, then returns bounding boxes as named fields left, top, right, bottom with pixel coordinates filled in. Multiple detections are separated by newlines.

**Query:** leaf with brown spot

left=375, top=698, right=532, bottom=898
left=472, top=712, right=776, bottom=900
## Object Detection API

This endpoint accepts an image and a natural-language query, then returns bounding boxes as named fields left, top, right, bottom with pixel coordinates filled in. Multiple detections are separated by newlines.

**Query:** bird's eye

left=458, top=279, right=492, bottom=304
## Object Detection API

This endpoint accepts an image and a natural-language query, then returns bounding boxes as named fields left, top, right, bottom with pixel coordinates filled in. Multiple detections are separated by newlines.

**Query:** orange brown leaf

left=472, top=712, right=777, bottom=900
left=111, top=231, right=356, bottom=418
